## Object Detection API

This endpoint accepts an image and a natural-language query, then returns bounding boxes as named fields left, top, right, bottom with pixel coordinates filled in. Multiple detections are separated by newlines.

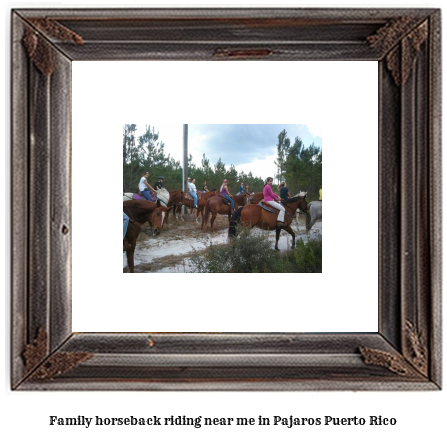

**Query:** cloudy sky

left=138, top=124, right=322, bottom=179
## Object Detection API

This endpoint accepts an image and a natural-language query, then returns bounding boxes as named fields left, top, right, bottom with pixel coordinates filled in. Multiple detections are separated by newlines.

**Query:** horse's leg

left=179, top=205, right=184, bottom=221
left=210, top=213, right=216, bottom=232
left=275, top=227, right=281, bottom=251
left=196, top=201, right=201, bottom=221
left=164, top=208, right=169, bottom=227
left=125, top=234, right=136, bottom=273
left=307, top=215, right=316, bottom=235
left=306, top=213, right=312, bottom=235
left=126, top=247, right=136, bottom=273
left=284, top=225, right=296, bottom=249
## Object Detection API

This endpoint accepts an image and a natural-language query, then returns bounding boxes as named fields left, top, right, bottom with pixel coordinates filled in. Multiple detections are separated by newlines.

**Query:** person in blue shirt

left=123, top=199, right=131, bottom=250
left=279, top=182, right=290, bottom=202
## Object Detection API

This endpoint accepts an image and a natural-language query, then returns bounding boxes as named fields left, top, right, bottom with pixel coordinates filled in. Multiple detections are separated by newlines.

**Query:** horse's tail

left=229, top=207, right=243, bottom=238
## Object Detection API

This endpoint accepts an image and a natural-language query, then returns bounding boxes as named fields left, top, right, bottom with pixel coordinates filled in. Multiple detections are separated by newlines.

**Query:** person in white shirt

left=139, top=171, right=155, bottom=201
left=189, top=178, right=198, bottom=209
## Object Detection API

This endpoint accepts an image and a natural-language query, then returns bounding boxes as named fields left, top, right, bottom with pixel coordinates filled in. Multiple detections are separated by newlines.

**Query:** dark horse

left=201, top=193, right=247, bottom=231
left=165, top=190, right=184, bottom=223
left=228, top=196, right=308, bottom=251
left=123, top=200, right=171, bottom=273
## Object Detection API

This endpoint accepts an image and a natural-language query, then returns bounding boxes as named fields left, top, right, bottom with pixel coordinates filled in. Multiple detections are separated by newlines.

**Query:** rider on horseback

left=220, top=179, right=235, bottom=212
left=139, top=171, right=155, bottom=201
left=154, top=176, right=164, bottom=190
left=278, top=181, right=291, bottom=202
left=263, top=177, right=286, bottom=227
left=189, top=178, right=198, bottom=209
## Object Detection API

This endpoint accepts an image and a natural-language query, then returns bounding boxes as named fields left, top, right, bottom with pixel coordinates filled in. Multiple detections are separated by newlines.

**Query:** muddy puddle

left=123, top=212, right=322, bottom=273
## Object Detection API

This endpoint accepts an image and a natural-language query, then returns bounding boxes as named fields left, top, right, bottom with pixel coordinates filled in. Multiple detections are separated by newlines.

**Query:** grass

left=190, top=227, right=322, bottom=273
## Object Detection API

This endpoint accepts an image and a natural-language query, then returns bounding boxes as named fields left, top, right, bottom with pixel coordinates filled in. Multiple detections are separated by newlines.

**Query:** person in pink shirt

left=263, top=177, right=286, bottom=227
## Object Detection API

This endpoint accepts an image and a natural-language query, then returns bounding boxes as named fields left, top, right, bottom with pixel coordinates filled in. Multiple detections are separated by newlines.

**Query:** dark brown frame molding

left=11, top=8, right=441, bottom=390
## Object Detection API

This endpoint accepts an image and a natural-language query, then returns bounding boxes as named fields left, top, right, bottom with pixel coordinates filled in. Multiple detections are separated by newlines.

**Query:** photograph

left=122, top=124, right=323, bottom=273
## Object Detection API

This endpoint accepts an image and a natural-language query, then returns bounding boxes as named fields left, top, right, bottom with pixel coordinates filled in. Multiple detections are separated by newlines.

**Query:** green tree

left=274, top=129, right=291, bottom=184
left=123, top=124, right=138, bottom=191
left=283, top=137, right=322, bottom=200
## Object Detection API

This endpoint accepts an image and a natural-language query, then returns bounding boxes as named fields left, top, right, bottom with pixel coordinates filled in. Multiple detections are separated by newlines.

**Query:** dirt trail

left=123, top=212, right=322, bottom=273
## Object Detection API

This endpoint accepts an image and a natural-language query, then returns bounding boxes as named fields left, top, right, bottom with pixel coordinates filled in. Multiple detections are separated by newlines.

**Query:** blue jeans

left=141, top=189, right=152, bottom=201
left=224, top=194, right=234, bottom=209
left=190, top=190, right=198, bottom=207
left=123, top=212, right=129, bottom=239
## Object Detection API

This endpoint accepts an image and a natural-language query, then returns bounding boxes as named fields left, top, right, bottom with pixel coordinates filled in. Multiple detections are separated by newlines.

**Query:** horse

left=248, top=192, right=264, bottom=204
left=123, top=199, right=171, bottom=273
left=165, top=190, right=184, bottom=223
left=228, top=196, right=309, bottom=251
left=195, top=190, right=218, bottom=220
left=201, top=193, right=248, bottom=231
left=181, top=190, right=218, bottom=221
left=306, top=201, right=322, bottom=235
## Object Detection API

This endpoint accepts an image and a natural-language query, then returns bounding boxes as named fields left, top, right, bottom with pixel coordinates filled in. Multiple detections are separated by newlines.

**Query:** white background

left=2, top=1, right=445, bottom=438
left=72, top=60, right=378, bottom=333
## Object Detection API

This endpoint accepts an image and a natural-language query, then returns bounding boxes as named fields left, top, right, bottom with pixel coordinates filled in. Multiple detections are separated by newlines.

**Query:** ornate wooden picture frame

left=11, top=8, right=441, bottom=390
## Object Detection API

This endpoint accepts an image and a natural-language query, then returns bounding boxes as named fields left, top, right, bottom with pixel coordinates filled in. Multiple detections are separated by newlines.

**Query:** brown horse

left=165, top=190, right=184, bottom=223
left=123, top=200, right=171, bottom=273
left=181, top=190, right=218, bottom=221
left=248, top=192, right=264, bottom=204
left=228, top=196, right=308, bottom=250
left=201, top=193, right=248, bottom=231
left=196, top=190, right=218, bottom=220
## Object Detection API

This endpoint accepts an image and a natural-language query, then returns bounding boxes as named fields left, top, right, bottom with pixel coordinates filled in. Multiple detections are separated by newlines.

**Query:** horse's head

left=299, top=196, right=309, bottom=213
left=150, top=206, right=170, bottom=235
left=288, top=195, right=309, bottom=213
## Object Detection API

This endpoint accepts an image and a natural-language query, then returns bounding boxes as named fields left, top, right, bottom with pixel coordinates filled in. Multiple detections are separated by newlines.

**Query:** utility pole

left=182, top=124, right=188, bottom=215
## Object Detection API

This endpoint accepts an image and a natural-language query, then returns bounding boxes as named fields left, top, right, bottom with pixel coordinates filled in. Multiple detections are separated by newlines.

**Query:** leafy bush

left=190, top=228, right=322, bottom=273
left=276, top=238, right=322, bottom=273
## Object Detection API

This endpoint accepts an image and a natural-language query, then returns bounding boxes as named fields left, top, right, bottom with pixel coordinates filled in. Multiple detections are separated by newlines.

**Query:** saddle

left=132, top=193, right=146, bottom=200
left=259, top=201, right=279, bottom=213
left=219, top=195, right=231, bottom=206
left=185, top=192, right=202, bottom=201
left=259, top=202, right=293, bottom=221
